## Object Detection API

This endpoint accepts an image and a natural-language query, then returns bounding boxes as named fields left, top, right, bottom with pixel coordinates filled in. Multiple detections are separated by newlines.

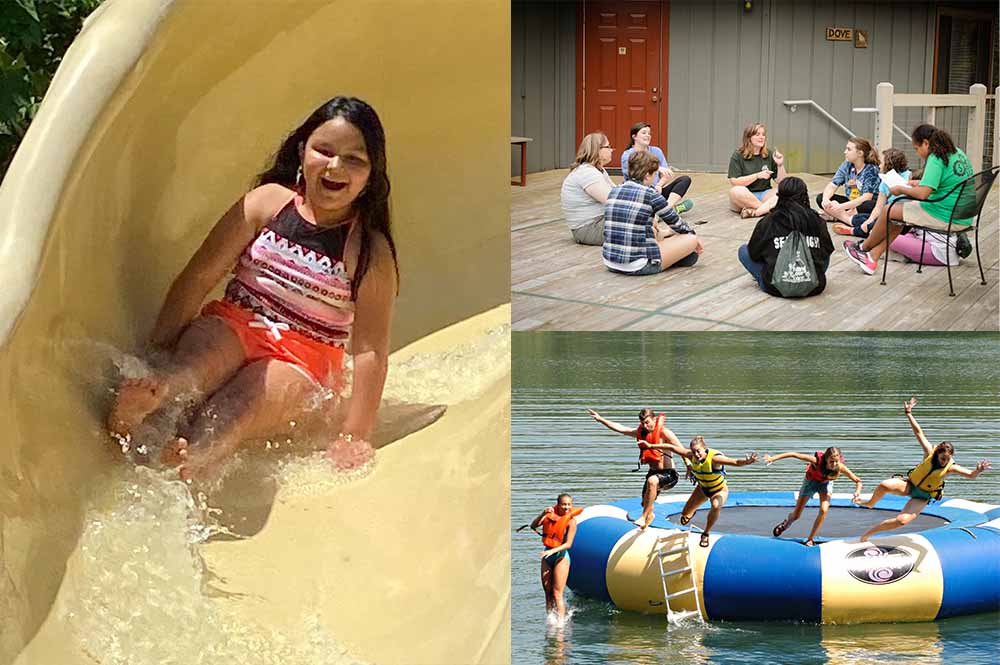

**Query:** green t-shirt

left=919, top=149, right=974, bottom=225
left=728, top=150, right=778, bottom=192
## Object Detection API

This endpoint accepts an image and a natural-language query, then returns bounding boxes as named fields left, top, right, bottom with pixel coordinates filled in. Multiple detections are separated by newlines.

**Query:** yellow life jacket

left=907, top=453, right=952, bottom=500
left=690, top=448, right=727, bottom=494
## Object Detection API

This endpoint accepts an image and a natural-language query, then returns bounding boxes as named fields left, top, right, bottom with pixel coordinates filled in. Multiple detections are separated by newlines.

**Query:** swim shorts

left=645, top=468, right=680, bottom=495
left=799, top=477, right=831, bottom=499
left=542, top=550, right=570, bottom=567
left=202, top=299, right=345, bottom=387
left=905, top=481, right=935, bottom=502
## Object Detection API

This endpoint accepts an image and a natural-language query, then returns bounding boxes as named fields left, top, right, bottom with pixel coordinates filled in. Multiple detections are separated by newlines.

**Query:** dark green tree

left=1, top=0, right=103, bottom=177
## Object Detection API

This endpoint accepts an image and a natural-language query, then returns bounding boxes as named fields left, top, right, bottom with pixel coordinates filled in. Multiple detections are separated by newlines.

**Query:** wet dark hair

left=637, top=408, right=656, bottom=437
left=932, top=441, right=955, bottom=468
left=775, top=175, right=810, bottom=209
left=256, top=96, right=398, bottom=298
left=556, top=493, right=572, bottom=503
left=629, top=121, right=651, bottom=148
left=911, top=124, right=957, bottom=163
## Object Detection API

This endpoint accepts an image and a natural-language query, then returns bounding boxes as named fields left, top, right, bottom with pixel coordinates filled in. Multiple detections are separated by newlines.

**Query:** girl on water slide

left=108, top=96, right=397, bottom=481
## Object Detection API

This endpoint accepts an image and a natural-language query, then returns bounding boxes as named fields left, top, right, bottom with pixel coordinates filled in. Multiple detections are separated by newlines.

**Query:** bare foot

left=633, top=513, right=653, bottom=529
left=108, top=376, right=169, bottom=437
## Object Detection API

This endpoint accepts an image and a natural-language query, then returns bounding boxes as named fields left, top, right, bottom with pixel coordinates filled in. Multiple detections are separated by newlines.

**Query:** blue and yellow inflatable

left=568, top=492, right=1000, bottom=623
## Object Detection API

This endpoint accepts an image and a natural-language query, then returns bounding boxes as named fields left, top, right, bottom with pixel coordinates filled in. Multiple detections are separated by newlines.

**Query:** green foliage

left=1, top=0, right=104, bottom=177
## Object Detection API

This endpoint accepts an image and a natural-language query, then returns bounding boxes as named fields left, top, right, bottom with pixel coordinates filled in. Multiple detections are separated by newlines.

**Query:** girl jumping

left=766, top=447, right=862, bottom=546
left=675, top=436, right=758, bottom=547
left=856, top=397, right=992, bottom=542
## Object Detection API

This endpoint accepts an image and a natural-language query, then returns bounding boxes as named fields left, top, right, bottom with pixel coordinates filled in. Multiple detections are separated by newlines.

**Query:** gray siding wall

left=510, top=0, right=996, bottom=175
left=512, top=1, right=577, bottom=175
left=668, top=0, right=937, bottom=174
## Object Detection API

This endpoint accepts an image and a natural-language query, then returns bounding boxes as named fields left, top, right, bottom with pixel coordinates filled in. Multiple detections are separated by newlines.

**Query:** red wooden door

left=583, top=1, right=664, bottom=168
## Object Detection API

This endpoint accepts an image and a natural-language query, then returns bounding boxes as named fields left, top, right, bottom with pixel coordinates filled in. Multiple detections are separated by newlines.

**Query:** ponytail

left=912, top=124, right=957, bottom=162
left=849, top=136, right=880, bottom=166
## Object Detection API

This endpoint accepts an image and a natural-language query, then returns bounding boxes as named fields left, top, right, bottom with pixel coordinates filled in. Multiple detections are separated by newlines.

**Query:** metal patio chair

left=881, top=164, right=999, bottom=296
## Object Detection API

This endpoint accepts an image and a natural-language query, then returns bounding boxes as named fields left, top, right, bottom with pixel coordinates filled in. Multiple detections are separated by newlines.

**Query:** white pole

left=967, top=83, right=986, bottom=173
left=875, top=82, right=894, bottom=154
left=994, top=86, right=999, bottom=168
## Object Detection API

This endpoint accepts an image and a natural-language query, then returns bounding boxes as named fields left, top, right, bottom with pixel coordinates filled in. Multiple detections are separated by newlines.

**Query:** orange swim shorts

left=202, top=299, right=345, bottom=387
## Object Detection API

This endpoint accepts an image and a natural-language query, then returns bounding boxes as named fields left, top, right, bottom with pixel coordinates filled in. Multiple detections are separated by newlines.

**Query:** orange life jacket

left=541, top=507, right=583, bottom=549
left=637, top=415, right=665, bottom=465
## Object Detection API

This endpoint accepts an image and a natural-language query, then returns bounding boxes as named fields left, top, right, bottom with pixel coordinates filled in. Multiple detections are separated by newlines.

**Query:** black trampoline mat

left=662, top=505, right=949, bottom=538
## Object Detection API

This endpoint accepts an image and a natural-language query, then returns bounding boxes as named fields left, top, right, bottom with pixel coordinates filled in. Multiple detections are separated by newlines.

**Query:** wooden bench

left=511, top=136, right=532, bottom=186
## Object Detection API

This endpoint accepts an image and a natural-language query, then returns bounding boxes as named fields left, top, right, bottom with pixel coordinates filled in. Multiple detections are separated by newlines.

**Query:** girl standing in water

left=531, top=493, right=582, bottom=623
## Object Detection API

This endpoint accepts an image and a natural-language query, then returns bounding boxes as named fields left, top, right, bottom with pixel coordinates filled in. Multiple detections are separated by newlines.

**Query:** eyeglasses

left=601, top=144, right=613, bottom=150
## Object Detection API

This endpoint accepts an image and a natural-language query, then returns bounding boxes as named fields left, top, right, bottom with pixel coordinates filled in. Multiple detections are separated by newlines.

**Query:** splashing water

left=381, top=324, right=510, bottom=404
left=45, top=323, right=509, bottom=663
left=58, top=465, right=367, bottom=665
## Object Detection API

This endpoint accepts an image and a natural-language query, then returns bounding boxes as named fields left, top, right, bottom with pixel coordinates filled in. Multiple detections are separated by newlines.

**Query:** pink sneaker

left=843, top=240, right=876, bottom=275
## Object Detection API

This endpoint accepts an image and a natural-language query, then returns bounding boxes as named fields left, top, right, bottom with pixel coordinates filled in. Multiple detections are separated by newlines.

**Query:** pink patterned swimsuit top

left=224, top=194, right=355, bottom=348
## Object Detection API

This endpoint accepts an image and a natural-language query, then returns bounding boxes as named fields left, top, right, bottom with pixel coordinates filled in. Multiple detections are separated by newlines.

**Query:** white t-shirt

left=560, top=163, right=614, bottom=230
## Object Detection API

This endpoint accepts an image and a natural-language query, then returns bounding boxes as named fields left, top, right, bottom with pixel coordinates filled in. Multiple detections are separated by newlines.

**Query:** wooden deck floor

left=512, top=169, right=999, bottom=331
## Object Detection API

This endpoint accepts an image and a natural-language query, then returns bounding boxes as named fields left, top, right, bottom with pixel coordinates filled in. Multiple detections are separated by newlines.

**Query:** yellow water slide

left=0, top=1, right=510, bottom=663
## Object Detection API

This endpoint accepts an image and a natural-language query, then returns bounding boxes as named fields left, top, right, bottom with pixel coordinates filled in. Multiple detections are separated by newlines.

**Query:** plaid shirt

left=603, top=181, right=693, bottom=265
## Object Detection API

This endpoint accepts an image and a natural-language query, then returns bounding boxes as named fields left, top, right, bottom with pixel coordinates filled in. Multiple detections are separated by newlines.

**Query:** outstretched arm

left=904, top=397, right=933, bottom=456
left=764, top=451, right=814, bottom=465
left=587, top=409, right=638, bottom=437
left=713, top=451, right=759, bottom=468
left=840, top=464, right=864, bottom=501
left=656, top=427, right=689, bottom=457
left=541, top=520, right=578, bottom=558
left=948, top=460, right=992, bottom=479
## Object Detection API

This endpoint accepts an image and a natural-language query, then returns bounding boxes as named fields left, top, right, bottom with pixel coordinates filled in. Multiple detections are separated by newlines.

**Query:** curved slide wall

left=0, top=1, right=510, bottom=663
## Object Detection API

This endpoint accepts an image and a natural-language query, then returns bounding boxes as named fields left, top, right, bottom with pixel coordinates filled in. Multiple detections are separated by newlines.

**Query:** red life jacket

left=637, top=415, right=665, bottom=465
left=805, top=450, right=842, bottom=482
left=541, top=507, right=583, bottom=549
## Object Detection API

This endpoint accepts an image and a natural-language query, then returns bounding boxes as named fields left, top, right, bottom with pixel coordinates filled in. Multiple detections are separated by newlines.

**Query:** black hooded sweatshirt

left=747, top=202, right=835, bottom=297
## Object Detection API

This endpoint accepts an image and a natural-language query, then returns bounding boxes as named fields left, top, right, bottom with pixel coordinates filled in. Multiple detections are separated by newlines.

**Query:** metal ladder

left=655, top=531, right=704, bottom=624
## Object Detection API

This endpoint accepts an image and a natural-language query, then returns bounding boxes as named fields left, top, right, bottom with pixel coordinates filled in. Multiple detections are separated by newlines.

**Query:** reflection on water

left=512, top=333, right=1000, bottom=665
left=821, top=621, right=940, bottom=664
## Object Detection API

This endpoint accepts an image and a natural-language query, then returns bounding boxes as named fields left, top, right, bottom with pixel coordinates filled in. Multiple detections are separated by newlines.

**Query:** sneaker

left=832, top=223, right=854, bottom=236
left=843, top=240, right=876, bottom=275
left=674, top=199, right=695, bottom=214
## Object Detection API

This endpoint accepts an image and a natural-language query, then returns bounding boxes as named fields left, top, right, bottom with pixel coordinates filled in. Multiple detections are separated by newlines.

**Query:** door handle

left=651, top=95, right=659, bottom=102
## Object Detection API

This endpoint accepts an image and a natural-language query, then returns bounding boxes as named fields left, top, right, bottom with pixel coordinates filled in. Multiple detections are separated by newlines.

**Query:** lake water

left=512, top=332, right=1000, bottom=665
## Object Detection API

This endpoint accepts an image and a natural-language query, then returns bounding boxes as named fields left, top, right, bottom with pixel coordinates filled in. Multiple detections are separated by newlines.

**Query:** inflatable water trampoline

left=568, top=492, right=1000, bottom=624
